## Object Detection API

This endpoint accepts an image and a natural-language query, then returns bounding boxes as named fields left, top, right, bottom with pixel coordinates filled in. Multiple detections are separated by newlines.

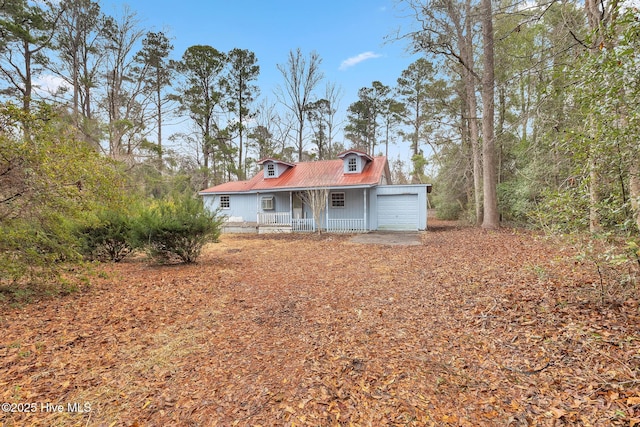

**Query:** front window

left=261, top=196, right=274, bottom=210
left=220, top=195, right=230, bottom=209
left=331, top=192, right=345, bottom=208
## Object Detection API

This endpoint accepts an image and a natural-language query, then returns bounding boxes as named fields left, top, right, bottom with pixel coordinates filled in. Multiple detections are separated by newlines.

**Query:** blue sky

left=103, top=0, right=423, bottom=161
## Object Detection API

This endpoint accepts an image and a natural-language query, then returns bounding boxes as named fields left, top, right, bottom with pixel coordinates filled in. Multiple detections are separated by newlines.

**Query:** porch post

left=364, top=188, right=367, bottom=231
left=289, top=191, right=293, bottom=224
left=325, top=192, right=329, bottom=232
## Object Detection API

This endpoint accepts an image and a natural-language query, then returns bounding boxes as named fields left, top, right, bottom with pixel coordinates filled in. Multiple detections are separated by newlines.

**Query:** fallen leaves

left=1, top=219, right=639, bottom=425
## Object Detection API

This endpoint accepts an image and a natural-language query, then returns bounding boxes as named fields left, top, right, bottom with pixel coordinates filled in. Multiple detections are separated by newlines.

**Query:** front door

left=292, top=192, right=305, bottom=219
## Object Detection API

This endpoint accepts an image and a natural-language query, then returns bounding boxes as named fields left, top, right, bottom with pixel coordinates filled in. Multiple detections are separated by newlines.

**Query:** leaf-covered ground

left=1, top=220, right=639, bottom=426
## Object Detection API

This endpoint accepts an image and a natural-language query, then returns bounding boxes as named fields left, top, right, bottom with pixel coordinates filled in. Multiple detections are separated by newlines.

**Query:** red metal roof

left=200, top=156, right=389, bottom=194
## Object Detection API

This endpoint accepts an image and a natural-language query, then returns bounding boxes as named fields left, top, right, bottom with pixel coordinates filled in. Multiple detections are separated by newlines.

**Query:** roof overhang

left=256, top=158, right=295, bottom=167
left=337, top=149, right=373, bottom=162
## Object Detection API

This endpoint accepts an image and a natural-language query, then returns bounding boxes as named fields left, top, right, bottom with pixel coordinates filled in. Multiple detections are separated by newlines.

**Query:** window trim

left=261, top=196, right=274, bottom=210
left=220, top=195, right=230, bottom=209
left=330, top=192, right=345, bottom=208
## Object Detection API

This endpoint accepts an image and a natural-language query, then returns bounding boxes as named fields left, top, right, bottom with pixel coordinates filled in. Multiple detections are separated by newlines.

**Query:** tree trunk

left=156, top=71, right=163, bottom=172
left=458, top=84, right=475, bottom=216
left=589, top=152, right=601, bottom=233
left=467, top=77, right=482, bottom=225
left=298, top=126, right=304, bottom=161
left=630, top=160, right=640, bottom=233
left=457, top=0, right=482, bottom=224
left=72, top=49, right=80, bottom=123
left=585, top=0, right=605, bottom=233
left=23, top=40, right=32, bottom=114
left=238, top=92, right=244, bottom=179
left=480, top=0, right=499, bottom=229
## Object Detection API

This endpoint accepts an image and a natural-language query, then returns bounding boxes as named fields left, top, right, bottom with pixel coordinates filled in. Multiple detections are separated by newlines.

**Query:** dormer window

left=258, top=158, right=295, bottom=179
left=348, top=157, right=357, bottom=172
left=338, top=149, right=373, bottom=175
left=266, top=163, right=275, bottom=177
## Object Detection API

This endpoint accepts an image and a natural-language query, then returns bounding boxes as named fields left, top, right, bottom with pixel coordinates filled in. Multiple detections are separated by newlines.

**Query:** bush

left=433, top=190, right=464, bottom=220
left=498, top=180, right=537, bottom=224
left=77, top=210, right=137, bottom=262
left=530, top=186, right=590, bottom=234
left=0, top=103, right=129, bottom=287
left=435, top=199, right=463, bottom=220
left=134, top=196, right=223, bottom=264
left=0, top=215, right=79, bottom=286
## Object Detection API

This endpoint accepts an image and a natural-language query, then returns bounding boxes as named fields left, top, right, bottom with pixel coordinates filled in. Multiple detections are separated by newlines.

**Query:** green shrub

left=530, top=186, right=589, bottom=234
left=0, top=103, right=129, bottom=288
left=133, top=196, right=223, bottom=264
left=0, top=215, right=79, bottom=286
left=498, top=180, right=537, bottom=224
left=435, top=199, right=462, bottom=220
left=77, top=210, right=136, bottom=262
left=433, top=190, right=463, bottom=220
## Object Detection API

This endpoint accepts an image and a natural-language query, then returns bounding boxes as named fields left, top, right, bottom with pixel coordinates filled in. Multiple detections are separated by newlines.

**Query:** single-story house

left=199, top=150, right=431, bottom=233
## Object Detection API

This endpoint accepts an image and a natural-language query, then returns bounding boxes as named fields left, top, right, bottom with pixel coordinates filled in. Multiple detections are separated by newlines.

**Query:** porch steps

left=257, top=224, right=292, bottom=234
left=222, top=222, right=258, bottom=234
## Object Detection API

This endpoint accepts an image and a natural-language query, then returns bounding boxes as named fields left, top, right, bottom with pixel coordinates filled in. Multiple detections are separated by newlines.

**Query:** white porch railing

left=292, top=218, right=315, bottom=232
left=257, top=213, right=366, bottom=233
left=257, top=212, right=291, bottom=225
left=327, top=218, right=366, bottom=233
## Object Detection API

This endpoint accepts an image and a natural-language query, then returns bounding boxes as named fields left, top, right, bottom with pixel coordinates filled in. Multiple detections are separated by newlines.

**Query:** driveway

left=349, top=231, right=423, bottom=246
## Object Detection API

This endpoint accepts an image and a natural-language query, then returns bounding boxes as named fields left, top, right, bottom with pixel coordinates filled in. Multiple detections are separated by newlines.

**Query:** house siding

left=370, top=185, right=429, bottom=231
left=328, top=188, right=366, bottom=220
left=204, top=193, right=257, bottom=222
left=257, top=192, right=290, bottom=215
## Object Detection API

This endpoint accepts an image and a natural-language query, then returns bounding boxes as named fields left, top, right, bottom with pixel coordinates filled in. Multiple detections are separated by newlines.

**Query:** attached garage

left=372, top=185, right=430, bottom=231
left=377, top=194, right=420, bottom=230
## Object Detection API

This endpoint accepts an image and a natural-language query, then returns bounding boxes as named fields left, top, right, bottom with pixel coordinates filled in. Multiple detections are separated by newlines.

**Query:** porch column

left=325, top=194, right=329, bottom=232
left=364, top=188, right=367, bottom=231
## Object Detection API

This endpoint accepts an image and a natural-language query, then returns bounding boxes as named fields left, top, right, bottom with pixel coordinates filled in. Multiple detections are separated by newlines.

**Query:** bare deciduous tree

left=276, top=48, right=324, bottom=162
left=298, top=187, right=328, bottom=233
left=101, top=6, right=147, bottom=161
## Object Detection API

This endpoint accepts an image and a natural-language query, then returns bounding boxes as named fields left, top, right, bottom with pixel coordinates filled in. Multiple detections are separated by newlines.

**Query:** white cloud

left=339, top=51, right=383, bottom=71
left=33, top=75, right=71, bottom=96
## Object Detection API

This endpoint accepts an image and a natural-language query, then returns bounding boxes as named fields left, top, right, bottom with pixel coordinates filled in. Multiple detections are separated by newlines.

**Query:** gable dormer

left=337, top=150, right=373, bottom=174
left=257, top=158, right=294, bottom=179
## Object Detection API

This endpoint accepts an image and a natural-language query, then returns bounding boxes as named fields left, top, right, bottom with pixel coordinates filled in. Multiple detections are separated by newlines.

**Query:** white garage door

left=377, top=194, right=419, bottom=231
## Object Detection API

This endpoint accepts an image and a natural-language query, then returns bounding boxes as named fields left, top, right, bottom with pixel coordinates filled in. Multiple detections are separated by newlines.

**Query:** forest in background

left=1, top=0, right=639, bottom=289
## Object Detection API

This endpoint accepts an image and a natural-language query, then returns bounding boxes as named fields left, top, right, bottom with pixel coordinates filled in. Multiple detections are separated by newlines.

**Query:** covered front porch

left=256, top=188, right=369, bottom=233
left=257, top=212, right=366, bottom=233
